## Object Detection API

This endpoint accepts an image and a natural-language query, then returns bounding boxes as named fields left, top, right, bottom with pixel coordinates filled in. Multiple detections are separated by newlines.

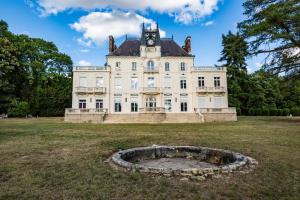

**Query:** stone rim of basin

left=109, top=145, right=258, bottom=180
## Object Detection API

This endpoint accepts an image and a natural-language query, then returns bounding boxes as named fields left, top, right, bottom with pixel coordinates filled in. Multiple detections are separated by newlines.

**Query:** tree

left=218, top=31, right=249, bottom=114
left=238, top=0, right=300, bottom=76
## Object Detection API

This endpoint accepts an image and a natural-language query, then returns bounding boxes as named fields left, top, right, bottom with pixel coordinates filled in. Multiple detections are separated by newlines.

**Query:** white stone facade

left=65, top=26, right=236, bottom=123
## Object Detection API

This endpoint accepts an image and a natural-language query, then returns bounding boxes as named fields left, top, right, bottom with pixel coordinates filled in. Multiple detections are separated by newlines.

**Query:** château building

left=65, top=24, right=237, bottom=123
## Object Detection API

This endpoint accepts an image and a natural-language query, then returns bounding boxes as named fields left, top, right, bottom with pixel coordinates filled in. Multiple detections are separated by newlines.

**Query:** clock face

left=147, top=39, right=154, bottom=46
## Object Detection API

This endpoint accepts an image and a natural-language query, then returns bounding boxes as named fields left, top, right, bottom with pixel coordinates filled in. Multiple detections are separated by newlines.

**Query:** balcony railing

left=192, top=66, right=226, bottom=71
left=194, top=108, right=236, bottom=114
left=196, top=86, right=226, bottom=93
left=75, top=87, right=106, bottom=94
left=73, top=66, right=107, bottom=71
left=144, top=68, right=159, bottom=73
left=139, top=107, right=166, bottom=113
left=140, top=87, right=162, bottom=94
left=65, top=108, right=108, bottom=114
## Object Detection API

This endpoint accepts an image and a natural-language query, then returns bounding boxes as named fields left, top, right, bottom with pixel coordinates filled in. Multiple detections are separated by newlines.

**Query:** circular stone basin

left=110, top=146, right=258, bottom=180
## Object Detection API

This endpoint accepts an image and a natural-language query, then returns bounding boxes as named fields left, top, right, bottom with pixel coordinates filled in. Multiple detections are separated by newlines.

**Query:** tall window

left=132, top=62, right=137, bottom=71
left=180, top=62, right=186, bottom=71
left=115, top=77, right=122, bottom=90
left=198, top=77, right=205, bottom=88
left=114, top=97, right=122, bottom=112
left=165, top=62, right=170, bottom=71
left=79, top=99, right=86, bottom=109
left=96, top=99, right=103, bottom=109
left=180, top=97, right=188, bottom=112
left=147, top=77, right=155, bottom=87
left=131, top=77, right=138, bottom=90
left=164, top=98, right=172, bottom=112
left=164, top=77, right=172, bottom=89
left=96, top=77, right=104, bottom=87
left=131, top=97, right=138, bottom=112
left=214, top=77, right=220, bottom=88
left=180, top=79, right=187, bottom=89
left=115, top=62, right=121, bottom=71
left=79, top=77, right=87, bottom=87
left=147, top=60, right=154, bottom=70
left=146, top=97, right=156, bottom=110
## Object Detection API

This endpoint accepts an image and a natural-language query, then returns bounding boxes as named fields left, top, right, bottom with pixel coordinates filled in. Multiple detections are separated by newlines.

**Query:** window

left=147, top=60, right=155, bottom=70
left=131, top=97, right=138, bottom=112
left=114, top=97, right=122, bottom=112
left=96, top=99, right=103, bottom=109
left=164, top=98, right=172, bottom=112
left=79, top=77, right=87, bottom=87
left=146, top=97, right=156, bottom=110
left=180, top=79, right=187, bottom=89
left=214, top=96, right=223, bottom=108
left=147, top=77, right=155, bottom=87
left=180, top=62, right=186, bottom=71
left=164, top=77, right=172, bottom=89
left=96, top=77, right=104, bottom=87
left=165, top=62, right=170, bottom=71
left=132, top=62, right=137, bottom=71
left=115, top=77, right=122, bottom=90
left=131, top=77, right=138, bottom=90
left=79, top=99, right=86, bottom=109
left=198, top=77, right=205, bottom=88
left=214, top=77, right=220, bottom=88
left=198, top=97, right=206, bottom=108
left=180, top=97, right=188, bottom=112
left=115, top=62, right=121, bottom=71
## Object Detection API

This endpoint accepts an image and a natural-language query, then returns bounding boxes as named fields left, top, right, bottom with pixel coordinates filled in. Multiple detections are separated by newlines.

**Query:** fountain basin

left=110, top=146, right=257, bottom=180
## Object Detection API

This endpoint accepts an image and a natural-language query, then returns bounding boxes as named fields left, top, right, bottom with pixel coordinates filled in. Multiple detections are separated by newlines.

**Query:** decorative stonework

left=109, top=146, right=258, bottom=180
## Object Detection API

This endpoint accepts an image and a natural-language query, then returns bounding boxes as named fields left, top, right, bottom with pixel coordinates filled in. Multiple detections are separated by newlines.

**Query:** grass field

left=0, top=117, right=299, bottom=200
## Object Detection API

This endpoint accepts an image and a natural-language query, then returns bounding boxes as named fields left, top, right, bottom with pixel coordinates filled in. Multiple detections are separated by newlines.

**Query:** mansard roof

left=110, top=38, right=192, bottom=57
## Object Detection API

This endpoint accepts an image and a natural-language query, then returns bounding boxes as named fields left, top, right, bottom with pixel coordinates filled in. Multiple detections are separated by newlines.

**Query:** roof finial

left=125, top=34, right=127, bottom=40
left=172, top=34, right=174, bottom=40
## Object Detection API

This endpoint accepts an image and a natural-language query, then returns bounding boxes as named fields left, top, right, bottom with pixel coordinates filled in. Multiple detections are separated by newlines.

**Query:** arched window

left=147, top=60, right=155, bottom=70
left=165, top=62, right=170, bottom=71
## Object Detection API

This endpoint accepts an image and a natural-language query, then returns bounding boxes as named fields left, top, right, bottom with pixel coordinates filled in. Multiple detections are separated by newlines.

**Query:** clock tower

left=140, top=23, right=161, bottom=57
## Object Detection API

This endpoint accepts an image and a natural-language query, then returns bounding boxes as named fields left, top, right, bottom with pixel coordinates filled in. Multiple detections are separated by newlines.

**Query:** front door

left=146, top=96, right=156, bottom=111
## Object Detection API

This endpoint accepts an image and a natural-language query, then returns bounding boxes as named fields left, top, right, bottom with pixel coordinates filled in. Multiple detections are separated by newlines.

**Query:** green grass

left=0, top=117, right=299, bottom=200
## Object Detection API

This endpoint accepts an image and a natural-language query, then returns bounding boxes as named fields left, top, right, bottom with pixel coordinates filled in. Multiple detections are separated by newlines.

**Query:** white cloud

left=71, top=11, right=166, bottom=46
left=36, top=0, right=221, bottom=24
left=202, top=20, right=214, bottom=26
left=78, top=60, right=92, bottom=66
left=80, top=49, right=90, bottom=53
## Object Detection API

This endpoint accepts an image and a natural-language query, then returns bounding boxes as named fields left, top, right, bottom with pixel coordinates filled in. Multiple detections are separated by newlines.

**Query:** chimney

left=182, top=36, right=191, bottom=54
left=109, top=35, right=117, bottom=54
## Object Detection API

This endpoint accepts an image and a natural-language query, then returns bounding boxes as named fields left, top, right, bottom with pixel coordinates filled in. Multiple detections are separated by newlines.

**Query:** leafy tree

left=238, top=0, right=300, bottom=76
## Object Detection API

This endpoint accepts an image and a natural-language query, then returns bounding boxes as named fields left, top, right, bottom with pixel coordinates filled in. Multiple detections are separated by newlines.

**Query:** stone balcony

left=140, top=87, right=163, bottom=94
left=143, top=68, right=159, bottom=73
left=139, top=107, right=166, bottom=113
left=65, top=108, right=108, bottom=114
left=75, top=87, right=106, bottom=94
left=196, top=86, right=226, bottom=93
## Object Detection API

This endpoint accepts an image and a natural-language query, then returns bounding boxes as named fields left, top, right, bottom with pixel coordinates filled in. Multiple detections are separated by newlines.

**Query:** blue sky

left=0, top=0, right=262, bottom=72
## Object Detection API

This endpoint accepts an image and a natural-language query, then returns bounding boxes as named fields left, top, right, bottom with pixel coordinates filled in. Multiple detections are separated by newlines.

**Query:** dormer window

left=147, top=60, right=155, bottom=70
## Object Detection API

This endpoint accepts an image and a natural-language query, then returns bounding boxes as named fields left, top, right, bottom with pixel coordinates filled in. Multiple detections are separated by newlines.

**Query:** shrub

left=290, top=107, right=300, bottom=116
left=282, top=108, right=290, bottom=116
left=269, top=109, right=278, bottom=116
left=277, top=109, right=283, bottom=116
left=248, top=108, right=255, bottom=116
left=236, top=108, right=242, bottom=116
left=8, top=101, right=30, bottom=117
left=255, top=109, right=263, bottom=116
left=262, top=108, right=269, bottom=116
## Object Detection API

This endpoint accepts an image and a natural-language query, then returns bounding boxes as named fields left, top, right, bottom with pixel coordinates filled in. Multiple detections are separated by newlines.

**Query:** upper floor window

left=147, top=60, right=155, bottom=70
left=115, top=77, right=122, bottom=90
left=180, top=62, right=186, bottom=71
left=165, top=62, right=170, bottom=71
left=164, top=77, right=172, bottom=89
left=79, top=99, right=86, bottom=109
left=96, top=99, right=103, bottom=109
left=96, top=77, right=104, bottom=87
left=132, top=62, right=137, bottom=71
left=214, top=77, right=221, bottom=88
left=131, top=77, right=138, bottom=90
left=147, top=77, right=155, bottom=87
left=180, top=79, right=187, bottom=89
left=115, top=62, right=121, bottom=71
left=198, top=77, right=205, bottom=88
left=79, top=77, right=87, bottom=87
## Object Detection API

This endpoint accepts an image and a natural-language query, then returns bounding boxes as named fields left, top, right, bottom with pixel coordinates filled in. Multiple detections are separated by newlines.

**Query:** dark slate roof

left=110, top=38, right=192, bottom=57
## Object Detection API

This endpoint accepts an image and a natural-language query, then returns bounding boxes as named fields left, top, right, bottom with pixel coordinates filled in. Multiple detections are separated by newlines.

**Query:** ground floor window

left=146, top=97, right=156, bottom=110
left=164, top=99, right=172, bottom=112
left=96, top=99, right=103, bottom=109
left=131, top=102, right=138, bottom=112
left=114, top=97, right=122, bottom=112
left=181, top=102, right=188, bottom=112
left=79, top=99, right=86, bottom=109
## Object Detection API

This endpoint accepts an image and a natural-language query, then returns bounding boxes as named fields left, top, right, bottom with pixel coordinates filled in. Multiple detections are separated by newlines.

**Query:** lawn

left=0, top=117, right=299, bottom=200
